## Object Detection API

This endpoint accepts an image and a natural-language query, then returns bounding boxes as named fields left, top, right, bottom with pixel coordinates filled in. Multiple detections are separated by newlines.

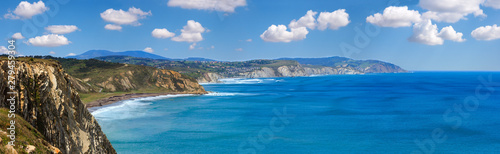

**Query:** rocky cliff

left=0, top=59, right=116, bottom=154
left=278, top=57, right=407, bottom=73
left=198, top=64, right=364, bottom=83
left=53, top=58, right=206, bottom=94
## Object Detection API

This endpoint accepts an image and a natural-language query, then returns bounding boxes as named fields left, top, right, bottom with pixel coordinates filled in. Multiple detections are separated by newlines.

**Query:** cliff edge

left=0, top=58, right=116, bottom=154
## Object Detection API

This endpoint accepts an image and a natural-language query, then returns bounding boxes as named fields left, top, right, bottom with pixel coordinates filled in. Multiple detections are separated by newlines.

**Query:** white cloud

left=167, top=0, right=246, bottom=13
left=408, top=20, right=465, bottom=45
left=289, top=10, right=318, bottom=29
left=45, top=25, right=79, bottom=34
left=246, top=39, right=252, bottom=42
left=12, top=33, right=25, bottom=39
left=211, top=45, right=215, bottom=49
left=152, top=28, right=175, bottom=39
left=172, top=20, right=206, bottom=42
left=100, top=7, right=151, bottom=26
left=143, top=47, right=154, bottom=53
left=438, top=26, right=465, bottom=42
left=0, top=46, right=18, bottom=55
left=366, top=6, right=422, bottom=28
left=419, top=0, right=485, bottom=23
left=484, top=0, right=500, bottom=9
left=0, top=46, right=8, bottom=54
left=28, top=34, right=71, bottom=47
left=164, top=48, right=169, bottom=51
left=67, top=53, right=76, bottom=56
left=317, top=9, right=350, bottom=30
left=189, top=43, right=197, bottom=50
left=104, top=24, right=122, bottom=31
left=409, top=20, right=443, bottom=45
left=471, top=24, right=500, bottom=41
left=49, top=51, right=56, bottom=54
left=235, top=48, right=243, bottom=51
left=4, top=0, right=48, bottom=19
left=260, top=25, right=308, bottom=42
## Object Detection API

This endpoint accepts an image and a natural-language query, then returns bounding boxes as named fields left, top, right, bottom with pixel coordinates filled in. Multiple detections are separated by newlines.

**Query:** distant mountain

left=182, top=57, right=218, bottom=62
left=67, top=50, right=169, bottom=60
left=278, top=56, right=407, bottom=73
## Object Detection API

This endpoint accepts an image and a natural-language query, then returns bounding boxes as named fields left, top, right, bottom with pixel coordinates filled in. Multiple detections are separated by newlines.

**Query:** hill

left=93, top=56, right=374, bottom=83
left=277, top=57, right=407, bottom=73
left=67, top=50, right=169, bottom=60
left=26, top=56, right=207, bottom=103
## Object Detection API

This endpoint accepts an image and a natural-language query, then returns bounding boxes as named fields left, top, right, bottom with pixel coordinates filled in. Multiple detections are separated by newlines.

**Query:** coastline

left=85, top=92, right=205, bottom=109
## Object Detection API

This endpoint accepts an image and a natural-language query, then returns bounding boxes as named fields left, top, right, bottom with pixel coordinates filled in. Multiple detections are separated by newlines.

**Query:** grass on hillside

left=0, top=108, right=53, bottom=153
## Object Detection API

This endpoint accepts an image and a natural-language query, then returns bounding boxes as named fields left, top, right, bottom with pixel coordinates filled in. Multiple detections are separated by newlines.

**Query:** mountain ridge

left=67, top=50, right=169, bottom=60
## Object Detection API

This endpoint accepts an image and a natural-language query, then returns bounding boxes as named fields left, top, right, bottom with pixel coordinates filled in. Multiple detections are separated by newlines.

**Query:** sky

left=0, top=0, right=499, bottom=71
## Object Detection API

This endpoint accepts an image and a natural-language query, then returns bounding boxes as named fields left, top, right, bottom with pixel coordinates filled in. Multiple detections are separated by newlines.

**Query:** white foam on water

left=205, top=92, right=254, bottom=96
left=217, top=78, right=277, bottom=84
left=91, top=94, right=195, bottom=120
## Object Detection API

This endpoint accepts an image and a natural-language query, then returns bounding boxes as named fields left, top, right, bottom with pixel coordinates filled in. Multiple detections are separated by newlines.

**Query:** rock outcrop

left=61, top=60, right=206, bottom=94
left=197, top=72, right=223, bottom=83
left=198, top=64, right=364, bottom=83
left=0, top=59, right=116, bottom=154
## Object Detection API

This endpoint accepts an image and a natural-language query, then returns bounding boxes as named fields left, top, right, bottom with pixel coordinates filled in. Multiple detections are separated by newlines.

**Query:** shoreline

left=85, top=92, right=205, bottom=109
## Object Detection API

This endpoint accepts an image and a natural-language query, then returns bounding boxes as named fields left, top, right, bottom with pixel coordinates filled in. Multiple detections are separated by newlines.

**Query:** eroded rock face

left=152, top=69, right=206, bottom=93
left=197, top=72, right=223, bottom=83
left=68, top=65, right=206, bottom=94
left=0, top=60, right=116, bottom=154
left=197, top=64, right=365, bottom=83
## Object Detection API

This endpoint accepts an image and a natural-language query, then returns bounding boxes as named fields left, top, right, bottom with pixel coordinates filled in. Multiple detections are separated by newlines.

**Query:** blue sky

left=1, top=0, right=499, bottom=71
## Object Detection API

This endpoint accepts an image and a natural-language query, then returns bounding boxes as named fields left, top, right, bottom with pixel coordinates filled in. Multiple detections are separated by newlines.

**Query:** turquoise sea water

left=91, top=72, right=500, bottom=153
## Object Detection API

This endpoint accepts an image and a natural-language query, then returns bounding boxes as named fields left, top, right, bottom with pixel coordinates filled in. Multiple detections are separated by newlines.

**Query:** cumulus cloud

left=484, top=0, right=500, bottom=9
left=235, top=48, right=243, bottom=51
left=45, top=25, right=79, bottom=34
left=317, top=9, right=350, bottom=30
left=408, top=20, right=465, bottom=45
left=152, top=28, right=175, bottom=39
left=289, top=10, right=318, bottom=29
left=49, top=51, right=56, bottom=54
left=471, top=24, right=500, bottom=41
left=172, top=20, right=206, bottom=42
left=419, top=0, right=485, bottom=23
left=100, top=7, right=151, bottom=26
left=260, top=25, right=308, bottom=42
left=261, top=9, right=349, bottom=42
left=67, top=53, right=76, bottom=56
left=28, top=34, right=71, bottom=47
left=104, top=24, right=122, bottom=31
left=246, top=39, right=252, bottom=42
left=189, top=43, right=197, bottom=50
left=4, top=0, right=48, bottom=19
left=438, top=26, right=465, bottom=42
left=409, top=20, right=443, bottom=45
left=12, top=33, right=25, bottom=39
left=0, top=46, right=8, bottom=54
left=167, top=0, right=246, bottom=13
left=143, top=47, right=154, bottom=53
left=366, top=6, right=422, bottom=27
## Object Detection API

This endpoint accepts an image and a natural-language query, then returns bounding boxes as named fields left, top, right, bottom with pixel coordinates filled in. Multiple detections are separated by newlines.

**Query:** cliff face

left=197, top=72, right=223, bottom=83
left=278, top=57, right=408, bottom=73
left=198, top=64, right=364, bottom=83
left=362, top=63, right=407, bottom=73
left=62, top=61, right=206, bottom=94
left=0, top=59, right=116, bottom=154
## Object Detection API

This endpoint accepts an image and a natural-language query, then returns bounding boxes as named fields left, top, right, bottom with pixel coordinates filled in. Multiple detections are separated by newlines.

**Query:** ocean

left=91, top=72, right=500, bottom=153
